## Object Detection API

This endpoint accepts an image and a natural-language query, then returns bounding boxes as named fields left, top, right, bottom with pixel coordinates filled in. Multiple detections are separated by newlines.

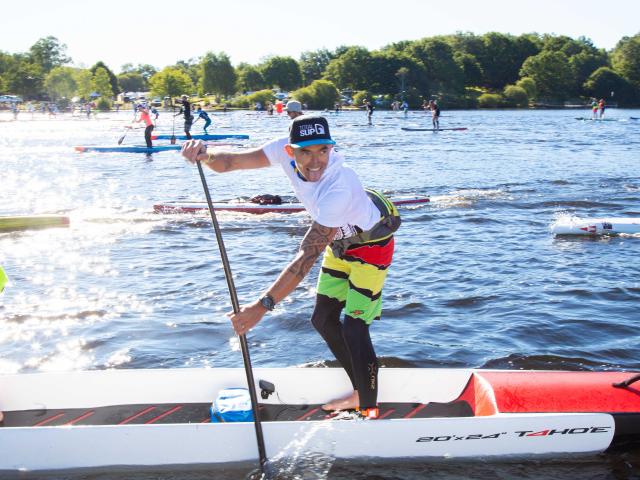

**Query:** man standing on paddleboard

left=175, top=94, right=193, bottom=139
left=181, top=115, right=400, bottom=418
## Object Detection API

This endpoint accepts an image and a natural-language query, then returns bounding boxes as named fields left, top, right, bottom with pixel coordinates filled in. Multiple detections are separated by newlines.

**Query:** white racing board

left=1, top=368, right=638, bottom=472
left=552, top=217, right=640, bottom=235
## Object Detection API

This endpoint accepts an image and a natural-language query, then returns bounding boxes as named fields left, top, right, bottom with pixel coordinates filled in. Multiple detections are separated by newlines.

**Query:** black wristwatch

left=259, top=294, right=276, bottom=311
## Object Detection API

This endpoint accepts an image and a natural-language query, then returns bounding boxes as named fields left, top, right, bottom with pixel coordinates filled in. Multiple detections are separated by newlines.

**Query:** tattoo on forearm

left=287, top=223, right=335, bottom=279
left=217, top=154, right=233, bottom=172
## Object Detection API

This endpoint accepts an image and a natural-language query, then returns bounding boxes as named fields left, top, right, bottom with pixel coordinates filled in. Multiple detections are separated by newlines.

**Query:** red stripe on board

left=404, top=404, right=427, bottom=419
left=378, top=408, right=396, bottom=419
left=296, top=407, right=320, bottom=421
left=65, top=410, right=95, bottom=425
left=145, top=405, right=183, bottom=424
left=118, top=406, right=157, bottom=425
left=33, top=412, right=66, bottom=427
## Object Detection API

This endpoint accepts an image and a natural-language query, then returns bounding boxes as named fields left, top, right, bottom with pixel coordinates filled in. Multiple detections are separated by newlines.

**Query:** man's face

left=290, top=143, right=333, bottom=182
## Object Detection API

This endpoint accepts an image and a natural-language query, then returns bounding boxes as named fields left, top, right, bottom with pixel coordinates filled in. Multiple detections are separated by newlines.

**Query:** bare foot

left=0, top=411, right=3, bottom=423
left=322, top=390, right=359, bottom=411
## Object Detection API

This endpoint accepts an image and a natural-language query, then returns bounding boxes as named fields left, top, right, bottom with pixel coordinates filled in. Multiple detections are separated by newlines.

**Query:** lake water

left=1, top=108, right=639, bottom=479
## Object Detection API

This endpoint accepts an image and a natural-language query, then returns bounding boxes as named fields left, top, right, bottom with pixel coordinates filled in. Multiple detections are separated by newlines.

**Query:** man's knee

left=311, top=294, right=343, bottom=333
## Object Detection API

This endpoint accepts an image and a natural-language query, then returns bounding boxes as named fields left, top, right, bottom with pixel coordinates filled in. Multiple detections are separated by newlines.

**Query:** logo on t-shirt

left=299, top=123, right=326, bottom=137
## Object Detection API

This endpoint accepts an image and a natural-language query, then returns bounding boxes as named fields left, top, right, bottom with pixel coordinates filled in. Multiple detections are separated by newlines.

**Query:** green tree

left=44, top=66, right=77, bottom=101
left=476, top=32, right=540, bottom=89
left=611, top=34, right=640, bottom=88
left=291, top=79, right=340, bottom=109
left=174, top=58, right=200, bottom=85
left=117, top=72, right=146, bottom=92
left=201, top=51, right=237, bottom=97
left=407, top=38, right=464, bottom=94
left=260, top=56, right=302, bottom=91
left=299, top=49, right=335, bottom=85
left=29, top=36, right=70, bottom=74
left=569, top=50, right=608, bottom=96
left=4, top=56, right=43, bottom=98
left=324, top=46, right=373, bottom=91
left=477, top=93, right=503, bottom=107
left=74, top=69, right=93, bottom=100
left=368, top=50, right=426, bottom=97
left=92, top=67, right=114, bottom=98
left=503, top=85, right=529, bottom=107
left=583, top=67, right=636, bottom=105
left=149, top=67, right=194, bottom=98
left=520, top=50, right=573, bottom=99
left=236, top=63, right=266, bottom=92
left=454, top=52, right=483, bottom=87
left=121, top=63, right=157, bottom=83
left=90, top=61, right=119, bottom=95
left=516, top=77, right=537, bottom=100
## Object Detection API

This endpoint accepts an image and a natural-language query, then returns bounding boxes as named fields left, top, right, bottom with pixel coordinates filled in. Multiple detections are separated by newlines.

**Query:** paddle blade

left=117, top=134, right=126, bottom=145
left=170, top=135, right=176, bottom=145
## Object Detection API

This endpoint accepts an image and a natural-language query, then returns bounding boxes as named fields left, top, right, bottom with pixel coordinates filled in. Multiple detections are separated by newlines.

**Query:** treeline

left=2, top=33, right=640, bottom=109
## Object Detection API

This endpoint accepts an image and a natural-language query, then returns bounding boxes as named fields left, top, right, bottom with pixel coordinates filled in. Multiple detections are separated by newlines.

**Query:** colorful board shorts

left=317, top=236, right=394, bottom=325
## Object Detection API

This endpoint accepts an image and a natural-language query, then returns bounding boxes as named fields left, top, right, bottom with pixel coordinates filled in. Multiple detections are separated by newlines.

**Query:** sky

left=2, top=0, right=639, bottom=73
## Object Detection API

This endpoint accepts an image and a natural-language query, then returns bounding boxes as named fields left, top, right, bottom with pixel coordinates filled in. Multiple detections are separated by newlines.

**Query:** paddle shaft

left=171, top=100, right=176, bottom=144
left=195, top=160, right=268, bottom=472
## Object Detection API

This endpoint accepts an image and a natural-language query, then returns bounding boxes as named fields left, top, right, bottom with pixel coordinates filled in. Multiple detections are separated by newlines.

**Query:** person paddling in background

left=193, top=106, right=212, bottom=134
left=175, top=94, right=193, bottom=140
left=134, top=104, right=154, bottom=148
left=363, top=100, right=374, bottom=125
left=401, top=100, right=409, bottom=118
left=429, top=100, right=440, bottom=130
left=591, top=98, right=598, bottom=120
left=598, top=98, right=606, bottom=119
left=180, top=115, right=401, bottom=419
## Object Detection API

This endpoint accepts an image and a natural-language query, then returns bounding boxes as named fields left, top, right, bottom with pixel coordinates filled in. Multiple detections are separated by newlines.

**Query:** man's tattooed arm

left=263, top=222, right=337, bottom=304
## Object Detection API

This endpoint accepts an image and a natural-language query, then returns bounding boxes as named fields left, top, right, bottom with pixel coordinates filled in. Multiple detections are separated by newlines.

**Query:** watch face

left=261, top=295, right=275, bottom=311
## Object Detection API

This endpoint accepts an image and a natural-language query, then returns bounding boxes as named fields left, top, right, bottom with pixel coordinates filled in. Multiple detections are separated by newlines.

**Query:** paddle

left=117, top=126, right=132, bottom=145
left=194, top=158, right=269, bottom=476
left=170, top=99, right=176, bottom=145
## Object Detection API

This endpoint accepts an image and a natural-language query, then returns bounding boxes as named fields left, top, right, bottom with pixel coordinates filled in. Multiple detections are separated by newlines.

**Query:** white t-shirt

left=262, top=137, right=379, bottom=240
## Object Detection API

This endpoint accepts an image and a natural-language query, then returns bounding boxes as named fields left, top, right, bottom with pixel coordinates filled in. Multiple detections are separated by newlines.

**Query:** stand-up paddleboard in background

left=402, top=127, right=468, bottom=132
left=152, top=133, right=249, bottom=141
left=630, top=117, right=639, bottom=120
left=552, top=217, right=640, bottom=235
left=154, top=196, right=431, bottom=215
left=574, top=117, right=619, bottom=122
left=75, top=145, right=182, bottom=153
left=0, top=215, right=70, bottom=232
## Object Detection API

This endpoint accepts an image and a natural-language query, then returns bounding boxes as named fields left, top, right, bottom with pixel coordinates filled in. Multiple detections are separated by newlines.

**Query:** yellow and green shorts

left=317, top=236, right=394, bottom=325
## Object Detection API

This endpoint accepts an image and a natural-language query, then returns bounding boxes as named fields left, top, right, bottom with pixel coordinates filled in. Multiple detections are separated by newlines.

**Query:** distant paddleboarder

left=591, top=99, right=598, bottom=119
left=134, top=104, right=154, bottom=148
left=401, top=100, right=409, bottom=118
left=364, top=100, right=374, bottom=125
left=175, top=95, right=193, bottom=140
left=598, top=98, right=606, bottom=119
left=429, top=100, right=440, bottom=130
left=193, top=106, right=212, bottom=134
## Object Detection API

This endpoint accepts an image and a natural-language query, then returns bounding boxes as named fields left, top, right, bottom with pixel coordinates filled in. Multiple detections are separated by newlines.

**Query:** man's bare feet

left=322, top=390, right=359, bottom=411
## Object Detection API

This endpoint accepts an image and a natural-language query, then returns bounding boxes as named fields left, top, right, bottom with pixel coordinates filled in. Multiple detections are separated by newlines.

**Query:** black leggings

left=311, top=294, right=378, bottom=409
left=144, top=124, right=154, bottom=148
